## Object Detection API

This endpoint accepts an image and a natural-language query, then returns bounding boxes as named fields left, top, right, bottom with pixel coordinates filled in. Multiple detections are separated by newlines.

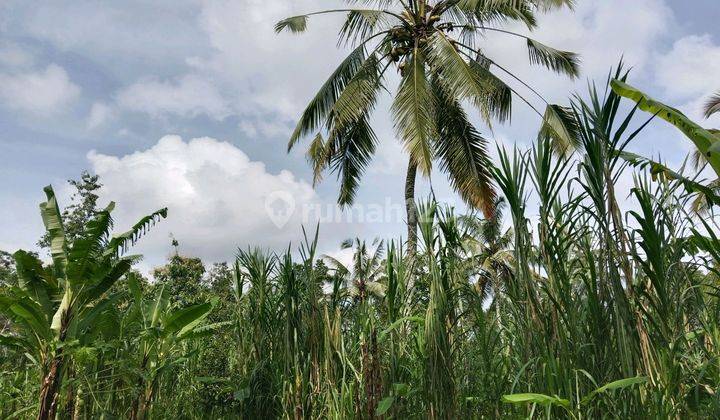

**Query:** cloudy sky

left=1, top=0, right=719, bottom=272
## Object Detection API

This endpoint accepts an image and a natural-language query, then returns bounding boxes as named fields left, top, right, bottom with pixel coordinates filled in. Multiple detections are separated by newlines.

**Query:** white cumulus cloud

left=655, top=34, right=720, bottom=101
left=87, top=135, right=321, bottom=268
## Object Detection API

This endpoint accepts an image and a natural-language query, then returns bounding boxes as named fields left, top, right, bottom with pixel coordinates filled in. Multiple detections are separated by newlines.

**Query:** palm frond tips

left=328, top=115, right=379, bottom=206
left=427, top=33, right=511, bottom=124
left=339, top=10, right=388, bottom=46
left=526, top=38, right=580, bottom=78
left=704, top=91, right=720, bottom=119
left=306, top=133, right=329, bottom=186
left=538, top=104, right=580, bottom=156
left=434, top=81, right=497, bottom=217
left=288, top=45, right=367, bottom=150
left=330, top=53, right=383, bottom=130
left=274, top=15, right=308, bottom=34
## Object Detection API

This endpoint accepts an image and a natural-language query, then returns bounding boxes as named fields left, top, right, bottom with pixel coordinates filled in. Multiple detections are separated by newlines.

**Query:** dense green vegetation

left=3, top=71, right=720, bottom=418
left=3, top=1, right=720, bottom=419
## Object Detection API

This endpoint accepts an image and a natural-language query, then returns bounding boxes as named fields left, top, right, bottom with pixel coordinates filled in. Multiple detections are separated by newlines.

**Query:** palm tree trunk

left=405, top=158, right=418, bottom=259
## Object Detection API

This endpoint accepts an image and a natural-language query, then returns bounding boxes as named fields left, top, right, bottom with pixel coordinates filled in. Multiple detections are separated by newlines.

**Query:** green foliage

left=5, top=20, right=720, bottom=420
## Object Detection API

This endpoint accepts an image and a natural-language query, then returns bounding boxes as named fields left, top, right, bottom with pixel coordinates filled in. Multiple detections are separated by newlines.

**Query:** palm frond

left=526, top=38, right=580, bottom=78
left=428, top=32, right=512, bottom=124
left=452, top=0, right=538, bottom=28
left=391, top=49, right=437, bottom=175
left=288, top=45, right=367, bottom=150
left=328, top=114, right=379, bottom=205
left=538, top=104, right=580, bottom=156
left=433, top=80, right=497, bottom=217
left=339, top=10, right=389, bottom=46
left=704, top=90, right=720, bottom=119
left=307, top=133, right=329, bottom=186
left=274, top=15, right=308, bottom=34
left=330, top=53, right=384, bottom=131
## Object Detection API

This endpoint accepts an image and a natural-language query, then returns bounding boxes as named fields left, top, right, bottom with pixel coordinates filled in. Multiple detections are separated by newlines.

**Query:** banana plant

left=0, top=186, right=167, bottom=420
left=502, top=376, right=648, bottom=419
left=611, top=80, right=720, bottom=177
left=126, top=277, right=227, bottom=420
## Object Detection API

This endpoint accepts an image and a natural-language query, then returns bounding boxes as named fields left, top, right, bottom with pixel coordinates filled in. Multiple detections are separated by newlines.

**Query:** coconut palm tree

left=459, top=197, right=514, bottom=302
left=276, top=0, right=580, bottom=257
left=324, top=238, right=387, bottom=306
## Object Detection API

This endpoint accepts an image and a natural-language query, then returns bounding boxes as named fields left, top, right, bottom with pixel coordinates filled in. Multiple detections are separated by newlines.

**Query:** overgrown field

left=3, top=72, right=720, bottom=419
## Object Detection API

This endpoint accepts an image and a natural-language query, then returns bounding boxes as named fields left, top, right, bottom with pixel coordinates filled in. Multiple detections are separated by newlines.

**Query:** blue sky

left=1, top=0, right=719, bottom=271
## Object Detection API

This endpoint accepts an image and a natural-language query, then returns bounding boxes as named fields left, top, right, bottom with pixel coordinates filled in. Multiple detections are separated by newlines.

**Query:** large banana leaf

left=610, top=80, right=720, bottom=177
left=162, top=302, right=212, bottom=338
left=2, top=295, right=52, bottom=343
left=83, top=257, right=135, bottom=301
left=104, top=207, right=168, bottom=258
left=13, top=250, right=55, bottom=318
left=177, top=321, right=232, bottom=341
left=39, top=186, right=68, bottom=278
left=617, top=150, right=720, bottom=208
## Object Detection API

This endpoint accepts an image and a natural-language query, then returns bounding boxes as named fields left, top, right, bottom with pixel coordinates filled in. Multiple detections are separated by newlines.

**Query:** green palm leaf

left=330, top=53, right=383, bottom=130
left=428, top=32, right=511, bottom=124
left=288, top=44, right=367, bottom=150
left=704, top=90, right=720, bottom=118
left=392, top=49, right=436, bottom=175
left=329, top=114, right=379, bottom=205
left=538, top=104, right=580, bottom=155
left=526, top=38, right=579, bottom=77
left=274, top=15, right=308, bottom=33
left=434, top=81, right=497, bottom=217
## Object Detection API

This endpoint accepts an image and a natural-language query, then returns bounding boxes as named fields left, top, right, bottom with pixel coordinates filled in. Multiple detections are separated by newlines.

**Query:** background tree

left=152, top=255, right=207, bottom=307
left=37, top=171, right=102, bottom=250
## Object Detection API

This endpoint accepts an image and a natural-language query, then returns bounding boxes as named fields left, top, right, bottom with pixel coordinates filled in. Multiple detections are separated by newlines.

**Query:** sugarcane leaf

left=581, top=376, right=648, bottom=404
left=502, top=393, right=570, bottom=407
